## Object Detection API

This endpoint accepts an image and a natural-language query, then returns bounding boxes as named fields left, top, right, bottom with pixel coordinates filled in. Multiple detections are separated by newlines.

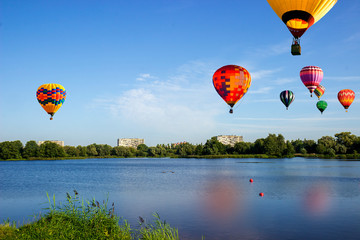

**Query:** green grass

left=0, top=191, right=179, bottom=240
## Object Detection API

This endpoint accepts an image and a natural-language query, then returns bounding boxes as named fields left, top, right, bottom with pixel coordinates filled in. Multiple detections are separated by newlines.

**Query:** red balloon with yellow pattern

left=212, top=65, right=251, bottom=114
left=338, top=89, right=355, bottom=112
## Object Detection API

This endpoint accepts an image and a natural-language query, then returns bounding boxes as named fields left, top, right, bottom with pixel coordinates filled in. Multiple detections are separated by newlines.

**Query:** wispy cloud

left=233, top=117, right=360, bottom=121
left=252, top=39, right=289, bottom=57
left=250, top=87, right=274, bottom=94
left=344, top=32, right=360, bottom=43
left=251, top=68, right=282, bottom=80
left=93, top=60, right=220, bottom=143
left=326, top=76, right=360, bottom=81
left=136, top=73, right=157, bottom=81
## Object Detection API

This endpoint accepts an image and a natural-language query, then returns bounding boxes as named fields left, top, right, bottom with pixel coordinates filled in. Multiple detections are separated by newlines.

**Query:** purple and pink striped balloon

left=300, top=66, right=323, bottom=97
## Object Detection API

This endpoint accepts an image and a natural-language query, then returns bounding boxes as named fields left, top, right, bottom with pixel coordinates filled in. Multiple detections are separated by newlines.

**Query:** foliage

left=1, top=132, right=360, bottom=160
left=0, top=141, right=23, bottom=160
left=138, top=213, right=179, bottom=240
left=0, top=192, right=180, bottom=240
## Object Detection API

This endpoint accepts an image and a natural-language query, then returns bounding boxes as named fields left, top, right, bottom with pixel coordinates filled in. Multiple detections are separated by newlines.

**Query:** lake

left=1, top=158, right=360, bottom=239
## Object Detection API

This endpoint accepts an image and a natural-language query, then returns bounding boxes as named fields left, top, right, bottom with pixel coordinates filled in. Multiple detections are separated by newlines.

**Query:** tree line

left=1, top=132, right=360, bottom=160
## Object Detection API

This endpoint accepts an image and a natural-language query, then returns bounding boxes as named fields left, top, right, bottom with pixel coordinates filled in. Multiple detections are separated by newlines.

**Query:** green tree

left=147, top=147, right=157, bottom=157
left=317, top=136, right=336, bottom=154
left=64, top=146, right=80, bottom=157
left=303, top=139, right=317, bottom=153
left=137, top=144, right=149, bottom=157
left=234, top=142, right=251, bottom=154
left=283, top=141, right=295, bottom=157
left=96, top=144, right=112, bottom=156
left=0, top=140, right=23, bottom=160
left=23, top=140, right=40, bottom=159
left=77, top=146, right=87, bottom=157
left=335, top=132, right=357, bottom=153
left=39, top=141, right=65, bottom=158
left=87, top=144, right=98, bottom=156
left=202, top=137, right=226, bottom=155
left=112, top=146, right=128, bottom=157
left=194, top=144, right=204, bottom=155
left=263, top=134, right=285, bottom=157
left=291, top=139, right=304, bottom=153
left=155, top=144, right=167, bottom=157
left=252, top=138, right=265, bottom=154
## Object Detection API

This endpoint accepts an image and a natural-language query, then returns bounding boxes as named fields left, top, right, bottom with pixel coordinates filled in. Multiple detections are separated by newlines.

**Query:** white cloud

left=250, top=87, right=274, bottom=94
left=251, top=68, right=282, bottom=80
left=136, top=73, right=156, bottom=81
left=93, top=61, right=221, bottom=144
left=344, top=32, right=360, bottom=43
left=326, top=76, right=360, bottom=81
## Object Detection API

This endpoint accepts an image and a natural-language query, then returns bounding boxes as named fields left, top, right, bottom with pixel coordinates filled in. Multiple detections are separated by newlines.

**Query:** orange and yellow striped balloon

left=266, top=0, right=337, bottom=38
left=338, top=89, right=355, bottom=112
left=36, top=83, right=66, bottom=120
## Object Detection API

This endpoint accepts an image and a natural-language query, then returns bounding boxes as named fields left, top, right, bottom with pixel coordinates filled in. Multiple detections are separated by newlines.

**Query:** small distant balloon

left=316, top=100, right=327, bottom=114
left=280, top=90, right=295, bottom=110
left=213, top=65, right=251, bottom=114
left=36, top=83, right=66, bottom=120
left=300, top=66, right=323, bottom=97
left=314, top=85, right=325, bottom=100
left=338, top=89, right=355, bottom=112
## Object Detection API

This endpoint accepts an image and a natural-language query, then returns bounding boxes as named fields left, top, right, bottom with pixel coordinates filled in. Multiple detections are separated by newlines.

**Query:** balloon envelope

left=213, top=65, right=251, bottom=113
left=314, top=85, right=325, bottom=99
left=266, top=0, right=337, bottom=38
left=36, top=83, right=66, bottom=120
left=280, top=90, right=295, bottom=110
left=300, top=66, right=323, bottom=96
left=338, top=89, right=355, bottom=111
left=316, top=100, right=327, bottom=114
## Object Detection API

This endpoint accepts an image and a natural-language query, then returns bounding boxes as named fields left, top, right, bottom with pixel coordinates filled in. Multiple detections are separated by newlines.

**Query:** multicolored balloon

left=36, top=83, right=66, bottom=120
left=266, top=0, right=337, bottom=55
left=316, top=100, right=327, bottom=114
left=213, top=65, right=251, bottom=114
left=338, top=89, right=355, bottom=112
left=314, top=85, right=325, bottom=100
left=280, top=90, right=295, bottom=110
left=300, top=66, right=323, bottom=97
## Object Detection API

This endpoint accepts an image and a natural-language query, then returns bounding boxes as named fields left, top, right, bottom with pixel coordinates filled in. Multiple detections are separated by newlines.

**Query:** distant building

left=215, top=135, right=243, bottom=147
left=38, top=140, right=64, bottom=147
left=117, top=138, right=144, bottom=148
left=171, top=141, right=187, bottom=148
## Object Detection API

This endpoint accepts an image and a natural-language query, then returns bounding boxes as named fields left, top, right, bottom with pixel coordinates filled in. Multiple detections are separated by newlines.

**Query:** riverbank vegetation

left=1, top=132, right=360, bottom=160
left=0, top=191, right=179, bottom=240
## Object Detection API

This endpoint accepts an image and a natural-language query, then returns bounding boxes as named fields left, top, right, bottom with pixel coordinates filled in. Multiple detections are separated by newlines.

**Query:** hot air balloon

left=36, top=83, right=66, bottom=120
left=280, top=90, right=295, bottom=110
left=338, top=89, right=355, bottom=112
left=314, top=85, right=325, bottom=100
left=213, top=65, right=251, bottom=114
left=266, top=0, right=337, bottom=55
left=300, top=66, right=323, bottom=97
left=316, top=100, right=327, bottom=114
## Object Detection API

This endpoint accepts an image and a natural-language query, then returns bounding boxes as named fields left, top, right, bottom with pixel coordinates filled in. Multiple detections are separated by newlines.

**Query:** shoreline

left=1, top=154, right=360, bottom=161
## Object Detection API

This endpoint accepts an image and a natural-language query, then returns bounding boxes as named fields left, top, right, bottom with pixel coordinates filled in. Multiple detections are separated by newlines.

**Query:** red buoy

left=249, top=178, right=253, bottom=183
left=259, top=192, right=264, bottom=197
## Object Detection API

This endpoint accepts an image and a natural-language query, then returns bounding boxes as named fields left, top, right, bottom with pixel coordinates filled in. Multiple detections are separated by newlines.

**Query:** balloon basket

left=291, top=43, right=301, bottom=56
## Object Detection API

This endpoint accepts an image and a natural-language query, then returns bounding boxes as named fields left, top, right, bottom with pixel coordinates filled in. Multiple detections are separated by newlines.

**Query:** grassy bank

left=0, top=191, right=179, bottom=240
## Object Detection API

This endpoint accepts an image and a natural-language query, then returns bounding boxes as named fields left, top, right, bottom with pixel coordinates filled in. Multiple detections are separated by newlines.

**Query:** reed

left=0, top=191, right=179, bottom=240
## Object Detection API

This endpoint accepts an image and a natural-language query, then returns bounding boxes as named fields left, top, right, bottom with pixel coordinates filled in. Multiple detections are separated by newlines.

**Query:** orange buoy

left=259, top=192, right=264, bottom=197
left=249, top=178, right=253, bottom=183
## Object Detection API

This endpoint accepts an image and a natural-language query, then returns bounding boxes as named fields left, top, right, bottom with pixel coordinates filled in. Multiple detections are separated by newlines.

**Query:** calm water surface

left=1, top=158, right=360, bottom=239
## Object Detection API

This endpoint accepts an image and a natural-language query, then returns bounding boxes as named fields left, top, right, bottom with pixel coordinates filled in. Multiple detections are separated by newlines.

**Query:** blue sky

left=1, top=0, right=359, bottom=147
